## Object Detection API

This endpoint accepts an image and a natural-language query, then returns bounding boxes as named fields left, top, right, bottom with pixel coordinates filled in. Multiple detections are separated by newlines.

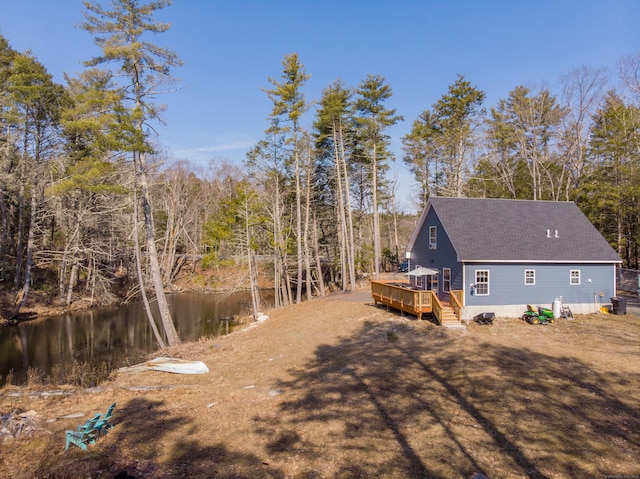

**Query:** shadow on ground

left=41, top=398, right=286, bottom=479
left=27, top=311, right=640, bottom=478
left=253, top=320, right=640, bottom=478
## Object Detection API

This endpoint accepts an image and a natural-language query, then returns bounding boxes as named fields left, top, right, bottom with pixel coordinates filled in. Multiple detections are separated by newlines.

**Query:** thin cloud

left=176, top=141, right=254, bottom=155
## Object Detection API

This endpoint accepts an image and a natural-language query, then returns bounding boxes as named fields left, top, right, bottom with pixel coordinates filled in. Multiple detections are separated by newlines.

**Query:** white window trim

left=429, top=226, right=437, bottom=250
left=475, top=270, right=489, bottom=296
left=525, top=269, right=535, bottom=286
left=443, top=268, right=451, bottom=292
left=570, top=269, right=580, bottom=285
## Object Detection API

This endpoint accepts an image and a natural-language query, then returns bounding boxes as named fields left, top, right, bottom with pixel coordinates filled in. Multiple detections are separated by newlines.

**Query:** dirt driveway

left=1, top=287, right=639, bottom=478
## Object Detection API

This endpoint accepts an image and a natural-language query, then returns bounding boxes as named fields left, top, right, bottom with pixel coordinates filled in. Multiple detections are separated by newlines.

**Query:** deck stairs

left=439, top=305, right=466, bottom=329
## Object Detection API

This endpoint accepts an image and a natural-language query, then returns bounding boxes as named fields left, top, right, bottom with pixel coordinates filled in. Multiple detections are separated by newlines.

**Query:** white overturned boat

left=146, top=357, right=209, bottom=374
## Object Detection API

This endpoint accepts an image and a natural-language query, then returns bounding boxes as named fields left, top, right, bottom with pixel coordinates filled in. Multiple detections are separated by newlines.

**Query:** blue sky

left=1, top=0, right=638, bottom=212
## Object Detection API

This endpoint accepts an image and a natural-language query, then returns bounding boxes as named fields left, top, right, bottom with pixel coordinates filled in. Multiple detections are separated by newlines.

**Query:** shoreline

left=0, top=284, right=266, bottom=326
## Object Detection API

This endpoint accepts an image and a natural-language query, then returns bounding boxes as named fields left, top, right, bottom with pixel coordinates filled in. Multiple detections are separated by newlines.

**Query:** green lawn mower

left=522, top=304, right=555, bottom=325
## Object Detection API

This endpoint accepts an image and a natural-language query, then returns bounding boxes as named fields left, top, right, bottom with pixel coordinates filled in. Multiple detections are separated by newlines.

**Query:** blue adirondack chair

left=94, top=402, right=116, bottom=435
left=65, top=414, right=101, bottom=450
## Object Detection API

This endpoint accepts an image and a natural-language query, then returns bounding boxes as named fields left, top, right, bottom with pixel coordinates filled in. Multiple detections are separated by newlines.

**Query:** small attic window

left=429, top=226, right=437, bottom=249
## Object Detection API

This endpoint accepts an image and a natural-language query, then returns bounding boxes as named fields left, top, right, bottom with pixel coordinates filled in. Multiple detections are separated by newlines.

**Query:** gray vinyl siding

left=409, top=209, right=462, bottom=296
left=464, top=262, right=616, bottom=307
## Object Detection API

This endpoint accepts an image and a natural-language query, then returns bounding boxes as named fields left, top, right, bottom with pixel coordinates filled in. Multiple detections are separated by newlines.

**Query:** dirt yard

left=1, top=286, right=639, bottom=479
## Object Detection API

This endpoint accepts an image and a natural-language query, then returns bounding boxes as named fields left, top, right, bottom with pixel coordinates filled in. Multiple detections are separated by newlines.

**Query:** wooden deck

left=371, top=280, right=463, bottom=325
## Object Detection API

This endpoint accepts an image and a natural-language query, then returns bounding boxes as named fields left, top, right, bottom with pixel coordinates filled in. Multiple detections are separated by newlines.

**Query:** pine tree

left=262, top=53, right=310, bottom=303
left=353, top=74, right=402, bottom=279
left=402, top=75, right=485, bottom=200
left=402, top=110, right=440, bottom=206
left=80, top=0, right=182, bottom=345
left=431, top=75, right=485, bottom=197
left=6, top=51, right=66, bottom=317
left=580, top=92, right=640, bottom=266
left=314, top=80, right=356, bottom=291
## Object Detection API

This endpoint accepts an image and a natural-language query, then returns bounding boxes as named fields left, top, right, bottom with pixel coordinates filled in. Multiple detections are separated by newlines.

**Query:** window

left=443, top=268, right=451, bottom=292
left=429, top=226, right=437, bottom=249
left=570, top=270, right=580, bottom=285
left=430, top=273, right=439, bottom=292
left=525, top=269, right=535, bottom=285
left=475, top=270, right=489, bottom=295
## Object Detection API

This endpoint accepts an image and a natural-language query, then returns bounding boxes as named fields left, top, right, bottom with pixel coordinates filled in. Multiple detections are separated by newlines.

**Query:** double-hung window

left=475, top=270, right=489, bottom=295
left=429, top=226, right=437, bottom=249
left=443, top=268, right=451, bottom=292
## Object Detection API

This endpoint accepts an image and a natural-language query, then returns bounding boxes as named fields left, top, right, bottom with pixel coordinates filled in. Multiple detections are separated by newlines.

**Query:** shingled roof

left=412, top=197, right=621, bottom=263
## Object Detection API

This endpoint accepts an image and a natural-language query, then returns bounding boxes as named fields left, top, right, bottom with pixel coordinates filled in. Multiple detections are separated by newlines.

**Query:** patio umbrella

left=406, top=266, right=438, bottom=276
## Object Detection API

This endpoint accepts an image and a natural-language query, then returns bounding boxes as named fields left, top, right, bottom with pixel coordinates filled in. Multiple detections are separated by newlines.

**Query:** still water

left=0, top=291, right=266, bottom=386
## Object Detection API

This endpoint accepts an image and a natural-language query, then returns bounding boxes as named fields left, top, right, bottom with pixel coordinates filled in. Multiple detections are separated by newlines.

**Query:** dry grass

left=1, top=289, right=639, bottom=478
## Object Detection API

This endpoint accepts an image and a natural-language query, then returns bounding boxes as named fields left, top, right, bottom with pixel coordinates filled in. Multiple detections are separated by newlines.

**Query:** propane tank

left=552, top=298, right=561, bottom=319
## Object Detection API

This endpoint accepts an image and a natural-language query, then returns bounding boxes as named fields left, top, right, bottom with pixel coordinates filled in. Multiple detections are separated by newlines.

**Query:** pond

left=0, top=291, right=270, bottom=386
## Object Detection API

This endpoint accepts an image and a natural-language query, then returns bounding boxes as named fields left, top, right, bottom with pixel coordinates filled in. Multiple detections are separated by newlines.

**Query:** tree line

left=1, top=0, right=638, bottom=345
left=401, top=68, right=640, bottom=268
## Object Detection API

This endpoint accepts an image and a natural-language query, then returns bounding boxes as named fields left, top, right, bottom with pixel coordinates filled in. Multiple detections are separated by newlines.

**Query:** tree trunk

left=333, top=126, right=347, bottom=290
left=312, top=213, right=326, bottom=297
left=295, top=147, right=303, bottom=303
left=250, top=252, right=261, bottom=318
left=272, top=254, right=281, bottom=308
left=132, top=186, right=166, bottom=349
left=90, top=255, right=97, bottom=303
left=243, top=195, right=261, bottom=320
left=11, top=170, right=37, bottom=318
left=271, top=177, right=291, bottom=308
left=59, top=254, right=68, bottom=300
left=0, top=188, right=7, bottom=258
left=137, top=152, right=180, bottom=345
left=372, top=143, right=381, bottom=279
left=161, top=195, right=179, bottom=285
left=339, top=126, right=357, bottom=291
left=14, top=137, right=28, bottom=288
left=65, top=261, right=78, bottom=307
left=303, top=145, right=313, bottom=301
left=391, top=175, right=400, bottom=264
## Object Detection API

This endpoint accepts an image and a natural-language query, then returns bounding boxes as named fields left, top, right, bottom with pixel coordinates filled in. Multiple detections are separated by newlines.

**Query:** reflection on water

left=0, top=291, right=269, bottom=386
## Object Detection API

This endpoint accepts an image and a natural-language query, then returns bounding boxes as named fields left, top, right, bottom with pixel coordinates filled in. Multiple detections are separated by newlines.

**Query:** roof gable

left=408, top=197, right=621, bottom=263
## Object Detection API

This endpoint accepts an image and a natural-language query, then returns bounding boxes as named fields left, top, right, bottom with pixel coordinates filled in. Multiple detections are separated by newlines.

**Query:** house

left=404, top=197, right=622, bottom=320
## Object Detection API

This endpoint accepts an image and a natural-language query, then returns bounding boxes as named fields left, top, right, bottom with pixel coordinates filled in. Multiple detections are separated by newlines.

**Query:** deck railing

left=431, top=293, right=444, bottom=324
left=371, top=280, right=464, bottom=323
left=371, top=280, right=433, bottom=319
left=450, top=290, right=464, bottom=321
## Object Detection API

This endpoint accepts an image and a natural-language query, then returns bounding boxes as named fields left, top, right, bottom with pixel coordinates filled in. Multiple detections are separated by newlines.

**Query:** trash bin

left=610, top=297, right=628, bottom=315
